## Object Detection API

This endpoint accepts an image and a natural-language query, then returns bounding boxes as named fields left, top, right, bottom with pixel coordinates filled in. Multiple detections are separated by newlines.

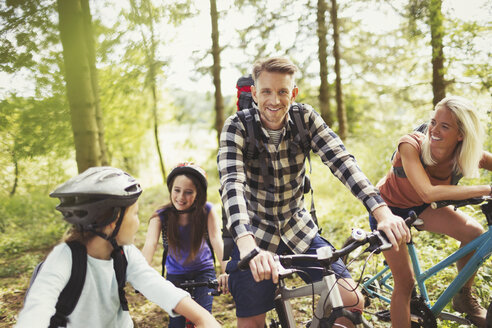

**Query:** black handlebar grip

left=405, top=211, right=418, bottom=227
left=237, top=247, right=260, bottom=270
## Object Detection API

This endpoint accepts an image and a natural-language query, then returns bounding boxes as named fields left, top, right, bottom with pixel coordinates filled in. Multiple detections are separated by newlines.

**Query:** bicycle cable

left=322, top=246, right=382, bottom=316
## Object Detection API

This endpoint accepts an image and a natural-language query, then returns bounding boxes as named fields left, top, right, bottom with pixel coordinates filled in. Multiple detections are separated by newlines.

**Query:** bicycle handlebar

left=430, top=196, right=489, bottom=210
left=281, top=229, right=392, bottom=269
left=237, top=212, right=421, bottom=271
left=176, top=279, right=219, bottom=290
left=237, top=228, right=393, bottom=271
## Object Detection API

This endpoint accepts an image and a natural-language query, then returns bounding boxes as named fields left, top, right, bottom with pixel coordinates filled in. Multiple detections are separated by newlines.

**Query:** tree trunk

left=330, top=0, right=347, bottom=140
left=149, top=37, right=167, bottom=182
left=316, top=0, right=333, bottom=126
left=151, top=81, right=167, bottom=182
left=429, top=0, right=446, bottom=107
left=9, top=148, right=18, bottom=197
left=57, top=0, right=101, bottom=172
left=210, top=0, right=224, bottom=146
left=81, top=0, right=109, bottom=165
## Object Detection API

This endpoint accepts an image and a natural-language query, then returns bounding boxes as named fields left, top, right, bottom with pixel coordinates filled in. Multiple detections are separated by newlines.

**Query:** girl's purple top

left=166, top=202, right=214, bottom=274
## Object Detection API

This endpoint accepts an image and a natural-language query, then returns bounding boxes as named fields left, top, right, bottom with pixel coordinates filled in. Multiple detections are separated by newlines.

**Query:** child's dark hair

left=153, top=171, right=208, bottom=262
left=64, top=207, right=121, bottom=244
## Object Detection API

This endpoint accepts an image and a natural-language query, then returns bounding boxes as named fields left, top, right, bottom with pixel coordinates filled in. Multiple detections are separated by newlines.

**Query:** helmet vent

left=102, top=172, right=120, bottom=180
left=125, top=184, right=140, bottom=193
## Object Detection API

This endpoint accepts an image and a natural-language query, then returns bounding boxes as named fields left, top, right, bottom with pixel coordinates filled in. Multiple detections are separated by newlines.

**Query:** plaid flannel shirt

left=217, top=103, right=385, bottom=254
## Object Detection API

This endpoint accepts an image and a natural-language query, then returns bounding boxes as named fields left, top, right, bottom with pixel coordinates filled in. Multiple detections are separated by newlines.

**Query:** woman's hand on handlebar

left=373, top=206, right=411, bottom=252
left=217, top=273, right=229, bottom=294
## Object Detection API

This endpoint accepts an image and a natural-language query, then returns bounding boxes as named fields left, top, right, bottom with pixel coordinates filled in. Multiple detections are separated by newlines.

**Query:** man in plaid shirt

left=218, top=57, right=410, bottom=328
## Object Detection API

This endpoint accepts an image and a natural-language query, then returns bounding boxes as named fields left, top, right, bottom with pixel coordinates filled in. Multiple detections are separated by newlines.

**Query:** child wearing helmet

left=16, top=167, right=221, bottom=328
left=142, top=162, right=228, bottom=328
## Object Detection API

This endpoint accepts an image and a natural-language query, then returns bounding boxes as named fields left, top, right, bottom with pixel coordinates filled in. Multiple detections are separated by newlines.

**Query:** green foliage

left=1, top=95, right=72, bottom=157
left=0, top=1, right=58, bottom=73
left=97, top=64, right=151, bottom=173
left=0, top=191, right=68, bottom=278
left=0, top=95, right=73, bottom=196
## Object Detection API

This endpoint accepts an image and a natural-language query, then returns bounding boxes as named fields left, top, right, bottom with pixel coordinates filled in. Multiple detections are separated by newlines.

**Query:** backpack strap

left=48, top=241, right=87, bottom=328
left=290, top=104, right=318, bottom=226
left=450, top=173, right=463, bottom=185
left=237, top=108, right=274, bottom=192
left=221, top=206, right=234, bottom=261
left=290, top=103, right=310, bottom=153
left=237, top=108, right=259, bottom=160
left=158, top=208, right=170, bottom=276
left=111, top=246, right=129, bottom=311
left=203, top=203, right=216, bottom=265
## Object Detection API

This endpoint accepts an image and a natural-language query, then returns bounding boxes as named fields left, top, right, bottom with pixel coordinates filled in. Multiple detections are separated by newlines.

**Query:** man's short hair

left=252, top=57, right=298, bottom=84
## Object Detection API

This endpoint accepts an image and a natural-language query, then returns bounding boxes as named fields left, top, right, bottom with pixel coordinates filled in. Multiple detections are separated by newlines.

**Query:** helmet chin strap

left=88, top=207, right=127, bottom=250
left=107, top=207, right=126, bottom=249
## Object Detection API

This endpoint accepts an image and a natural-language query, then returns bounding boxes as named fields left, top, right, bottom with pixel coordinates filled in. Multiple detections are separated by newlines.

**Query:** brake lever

left=275, top=255, right=296, bottom=277
left=373, top=230, right=392, bottom=252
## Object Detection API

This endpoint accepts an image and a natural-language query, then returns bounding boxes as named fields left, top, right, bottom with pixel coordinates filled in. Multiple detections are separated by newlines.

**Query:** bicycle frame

left=269, top=232, right=388, bottom=328
left=360, top=202, right=492, bottom=324
left=233, top=229, right=389, bottom=327
left=274, top=273, right=344, bottom=328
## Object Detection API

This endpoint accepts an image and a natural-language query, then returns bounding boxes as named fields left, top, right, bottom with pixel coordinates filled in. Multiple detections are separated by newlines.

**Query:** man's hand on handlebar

left=236, top=234, right=279, bottom=283
left=373, top=205, right=411, bottom=252
left=248, top=248, right=278, bottom=284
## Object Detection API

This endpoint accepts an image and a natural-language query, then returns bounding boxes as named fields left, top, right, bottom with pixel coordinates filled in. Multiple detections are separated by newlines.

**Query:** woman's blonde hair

left=421, top=96, right=484, bottom=177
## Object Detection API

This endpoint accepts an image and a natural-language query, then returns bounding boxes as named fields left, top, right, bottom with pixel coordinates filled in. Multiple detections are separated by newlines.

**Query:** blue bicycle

left=342, top=196, right=492, bottom=327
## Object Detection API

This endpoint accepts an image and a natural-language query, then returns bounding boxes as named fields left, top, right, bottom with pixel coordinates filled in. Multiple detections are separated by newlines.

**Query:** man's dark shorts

left=226, top=234, right=352, bottom=317
left=368, top=203, right=429, bottom=231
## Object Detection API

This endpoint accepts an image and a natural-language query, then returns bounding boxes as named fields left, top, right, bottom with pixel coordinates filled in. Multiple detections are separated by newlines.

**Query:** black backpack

left=221, top=75, right=318, bottom=260
left=25, top=241, right=129, bottom=328
left=157, top=206, right=215, bottom=276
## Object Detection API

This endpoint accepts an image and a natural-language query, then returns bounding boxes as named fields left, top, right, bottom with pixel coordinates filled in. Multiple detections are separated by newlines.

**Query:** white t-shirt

left=15, top=243, right=189, bottom=327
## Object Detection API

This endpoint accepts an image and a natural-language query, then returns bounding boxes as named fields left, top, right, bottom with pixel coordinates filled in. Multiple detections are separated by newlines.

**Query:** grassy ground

left=1, top=135, right=490, bottom=327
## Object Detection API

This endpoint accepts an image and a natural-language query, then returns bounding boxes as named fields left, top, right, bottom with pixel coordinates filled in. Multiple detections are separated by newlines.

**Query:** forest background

left=0, top=0, right=490, bottom=327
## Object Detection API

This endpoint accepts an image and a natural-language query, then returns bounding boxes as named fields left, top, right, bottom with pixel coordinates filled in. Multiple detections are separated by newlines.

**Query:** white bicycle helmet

left=50, top=167, right=142, bottom=246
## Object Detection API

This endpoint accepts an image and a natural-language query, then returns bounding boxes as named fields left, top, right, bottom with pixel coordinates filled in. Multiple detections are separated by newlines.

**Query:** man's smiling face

left=251, top=71, right=298, bottom=130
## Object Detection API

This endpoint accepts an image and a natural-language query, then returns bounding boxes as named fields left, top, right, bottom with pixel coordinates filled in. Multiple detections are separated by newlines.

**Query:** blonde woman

left=371, top=96, right=492, bottom=327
